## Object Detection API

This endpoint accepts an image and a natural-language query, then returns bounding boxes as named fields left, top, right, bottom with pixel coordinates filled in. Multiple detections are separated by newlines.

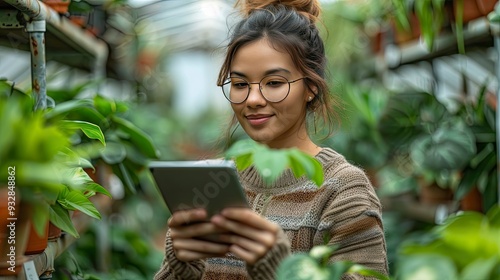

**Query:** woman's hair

left=218, top=0, right=339, bottom=147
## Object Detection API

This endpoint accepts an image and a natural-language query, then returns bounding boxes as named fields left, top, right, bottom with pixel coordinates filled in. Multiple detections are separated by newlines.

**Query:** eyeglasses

left=221, top=75, right=306, bottom=104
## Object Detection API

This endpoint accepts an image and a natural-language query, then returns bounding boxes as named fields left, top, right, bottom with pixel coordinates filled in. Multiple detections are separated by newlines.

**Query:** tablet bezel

left=149, top=160, right=249, bottom=218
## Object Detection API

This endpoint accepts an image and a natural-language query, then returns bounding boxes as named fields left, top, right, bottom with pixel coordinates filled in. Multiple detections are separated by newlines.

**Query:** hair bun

left=237, top=0, right=321, bottom=22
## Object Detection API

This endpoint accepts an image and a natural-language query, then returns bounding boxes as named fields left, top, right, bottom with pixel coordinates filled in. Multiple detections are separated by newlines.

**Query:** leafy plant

left=45, top=92, right=160, bottom=194
left=378, top=91, right=476, bottom=190
left=323, top=81, right=389, bottom=170
left=397, top=205, right=500, bottom=280
left=276, top=245, right=389, bottom=280
left=0, top=80, right=111, bottom=238
left=390, top=0, right=466, bottom=53
left=452, top=82, right=497, bottom=212
left=224, top=139, right=324, bottom=186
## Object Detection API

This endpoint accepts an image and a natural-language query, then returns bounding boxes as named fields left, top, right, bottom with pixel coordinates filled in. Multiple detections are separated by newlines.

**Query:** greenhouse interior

left=0, top=0, right=499, bottom=279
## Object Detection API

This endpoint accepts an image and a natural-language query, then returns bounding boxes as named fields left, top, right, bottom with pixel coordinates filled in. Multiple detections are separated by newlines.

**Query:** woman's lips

left=246, top=114, right=273, bottom=126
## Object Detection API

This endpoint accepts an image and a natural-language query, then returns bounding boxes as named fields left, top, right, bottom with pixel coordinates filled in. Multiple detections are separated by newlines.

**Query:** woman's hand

left=169, top=208, right=230, bottom=262
left=211, top=208, right=280, bottom=265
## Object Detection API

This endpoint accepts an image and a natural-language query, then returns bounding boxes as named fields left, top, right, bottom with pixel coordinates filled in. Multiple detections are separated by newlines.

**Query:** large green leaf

left=411, top=122, right=476, bottom=171
left=225, top=140, right=324, bottom=186
left=93, top=95, right=128, bottom=116
left=100, top=141, right=127, bottom=164
left=49, top=202, right=79, bottom=238
left=253, top=148, right=289, bottom=185
left=112, top=116, right=160, bottom=159
left=59, top=120, right=106, bottom=146
left=58, top=189, right=101, bottom=220
left=398, top=254, right=458, bottom=280
left=460, top=257, right=499, bottom=280
left=30, top=200, right=50, bottom=238
left=288, top=149, right=324, bottom=186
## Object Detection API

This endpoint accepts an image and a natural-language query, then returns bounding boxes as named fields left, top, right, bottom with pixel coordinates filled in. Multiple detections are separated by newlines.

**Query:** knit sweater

left=154, top=148, right=388, bottom=280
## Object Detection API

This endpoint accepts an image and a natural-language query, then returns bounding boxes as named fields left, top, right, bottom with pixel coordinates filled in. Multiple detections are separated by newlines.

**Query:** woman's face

left=229, top=38, right=314, bottom=149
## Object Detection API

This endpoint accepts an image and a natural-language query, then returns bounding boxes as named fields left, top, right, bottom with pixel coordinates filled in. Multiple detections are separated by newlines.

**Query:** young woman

left=155, top=1, right=388, bottom=279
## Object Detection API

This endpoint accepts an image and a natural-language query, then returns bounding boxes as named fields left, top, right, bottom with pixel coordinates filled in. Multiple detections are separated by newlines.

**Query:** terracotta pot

left=477, top=0, right=498, bottom=16
left=42, top=0, right=71, bottom=14
left=419, top=182, right=453, bottom=205
left=0, top=189, right=30, bottom=275
left=460, top=186, right=483, bottom=212
left=392, top=13, right=421, bottom=45
left=452, top=0, right=485, bottom=23
left=48, top=222, right=62, bottom=240
left=24, top=221, right=49, bottom=255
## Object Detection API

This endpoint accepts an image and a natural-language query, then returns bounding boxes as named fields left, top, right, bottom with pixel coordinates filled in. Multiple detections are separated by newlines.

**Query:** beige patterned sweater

left=154, top=148, right=388, bottom=280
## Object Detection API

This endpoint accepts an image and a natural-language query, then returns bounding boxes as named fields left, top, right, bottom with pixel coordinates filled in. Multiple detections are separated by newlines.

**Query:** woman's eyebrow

left=230, top=68, right=292, bottom=78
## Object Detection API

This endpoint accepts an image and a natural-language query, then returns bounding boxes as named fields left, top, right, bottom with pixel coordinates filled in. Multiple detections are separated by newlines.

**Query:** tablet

left=149, top=160, right=249, bottom=218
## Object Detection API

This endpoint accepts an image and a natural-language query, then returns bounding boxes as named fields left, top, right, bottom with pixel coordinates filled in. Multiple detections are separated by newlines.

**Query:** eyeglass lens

left=222, top=75, right=291, bottom=103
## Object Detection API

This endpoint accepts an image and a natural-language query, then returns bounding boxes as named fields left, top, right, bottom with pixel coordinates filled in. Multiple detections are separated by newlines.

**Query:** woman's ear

left=306, top=86, right=318, bottom=101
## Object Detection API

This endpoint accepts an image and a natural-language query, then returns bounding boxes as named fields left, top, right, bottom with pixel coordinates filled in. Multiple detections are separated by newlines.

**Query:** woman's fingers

left=211, top=209, right=280, bottom=264
left=211, top=209, right=277, bottom=247
left=168, top=208, right=207, bottom=227
left=220, top=208, right=279, bottom=233
left=173, top=238, right=229, bottom=255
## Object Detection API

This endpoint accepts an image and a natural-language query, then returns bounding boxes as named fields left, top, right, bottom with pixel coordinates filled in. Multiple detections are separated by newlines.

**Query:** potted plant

left=45, top=87, right=160, bottom=195
left=0, top=82, right=108, bottom=275
left=378, top=91, right=476, bottom=204
left=321, top=81, right=389, bottom=188
left=396, top=205, right=500, bottom=279
left=452, top=83, right=497, bottom=213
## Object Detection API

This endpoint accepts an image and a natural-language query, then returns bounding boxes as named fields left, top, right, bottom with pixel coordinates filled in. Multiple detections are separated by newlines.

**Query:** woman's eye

left=267, top=80, right=285, bottom=87
left=233, top=82, right=248, bottom=88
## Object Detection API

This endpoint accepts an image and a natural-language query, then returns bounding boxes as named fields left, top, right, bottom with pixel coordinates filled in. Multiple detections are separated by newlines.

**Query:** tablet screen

left=150, top=160, right=249, bottom=218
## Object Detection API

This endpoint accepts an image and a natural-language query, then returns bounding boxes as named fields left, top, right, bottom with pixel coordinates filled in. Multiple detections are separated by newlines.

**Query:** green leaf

left=277, top=253, right=331, bottom=280
left=398, top=254, right=458, bottom=280
left=100, top=141, right=127, bottom=164
left=348, top=264, right=390, bottom=280
left=118, top=162, right=136, bottom=194
left=50, top=202, right=79, bottom=238
left=253, top=149, right=289, bottom=185
left=289, top=149, right=324, bottom=186
left=58, top=190, right=101, bottom=220
left=234, top=152, right=254, bottom=170
left=84, top=182, right=112, bottom=198
left=460, top=257, right=499, bottom=280
left=224, top=139, right=261, bottom=158
left=112, top=116, right=160, bottom=159
left=59, top=120, right=106, bottom=146
left=31, top=201, right=50, bottom=238
left=93, top=95, right=129, bottom=116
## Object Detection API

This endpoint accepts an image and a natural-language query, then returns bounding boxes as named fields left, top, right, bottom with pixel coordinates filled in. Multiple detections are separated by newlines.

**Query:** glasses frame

left=221, top=75, right=307, bottom=104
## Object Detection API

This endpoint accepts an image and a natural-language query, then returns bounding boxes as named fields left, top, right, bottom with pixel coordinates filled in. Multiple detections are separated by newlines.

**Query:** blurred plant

left=452, top=82, right=497, bottom=212
left=53, top=216, right=164, bottom=280
left=0, top=81, right=108, bottom=238
left=378, top=91, right=476, bottom=191
left=397, top=205, right=500, bottom=280
left=276, top=245, right=389, bottom=280
left=45, top=89, right=160, bottom=195
left=322, top=80, right=389, bottom=172
left=224, top=139, right=324, bottom=186
left=390, top=0, right=465, bottom=53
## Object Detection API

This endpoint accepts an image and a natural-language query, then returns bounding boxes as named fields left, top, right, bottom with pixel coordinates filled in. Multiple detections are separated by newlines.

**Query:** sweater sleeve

left=246, top=227, right=291, bottom=280
left=154, top=230, right=207, bottom=280
left=323, top=164, right=389, bottom=280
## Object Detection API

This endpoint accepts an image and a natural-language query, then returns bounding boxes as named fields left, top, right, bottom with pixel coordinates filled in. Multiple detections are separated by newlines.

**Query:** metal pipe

left=26, top=20, right=46, bottom=110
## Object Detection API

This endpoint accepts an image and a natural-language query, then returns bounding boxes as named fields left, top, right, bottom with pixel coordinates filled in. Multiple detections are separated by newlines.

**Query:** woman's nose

left=246, top=83, right=266, bottom=107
